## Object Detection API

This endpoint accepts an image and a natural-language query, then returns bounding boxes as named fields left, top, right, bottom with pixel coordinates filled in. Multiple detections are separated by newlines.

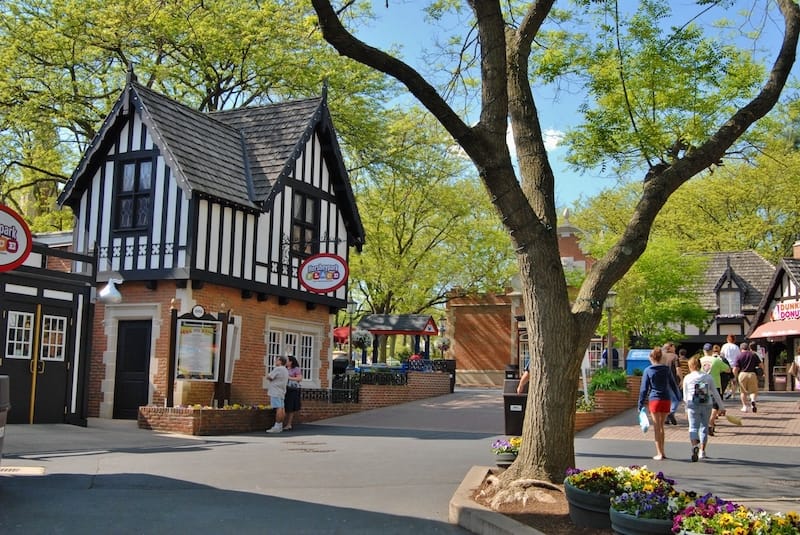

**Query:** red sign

left=298, top=253, right=349, bottom=294
left=0, top=204, right=33, bottom=272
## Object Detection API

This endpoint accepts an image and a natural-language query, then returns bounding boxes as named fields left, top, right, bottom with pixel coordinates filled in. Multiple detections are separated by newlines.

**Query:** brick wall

left=139, top=371, right=452, bottom=435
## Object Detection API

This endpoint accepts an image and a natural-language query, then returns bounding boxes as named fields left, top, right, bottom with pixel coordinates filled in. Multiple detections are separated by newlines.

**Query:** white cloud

left=506, top=125, right=564, bottom=156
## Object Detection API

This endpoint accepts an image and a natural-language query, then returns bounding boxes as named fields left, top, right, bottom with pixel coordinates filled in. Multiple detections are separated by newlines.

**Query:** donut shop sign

left=0, top=204, right=33, bottom=272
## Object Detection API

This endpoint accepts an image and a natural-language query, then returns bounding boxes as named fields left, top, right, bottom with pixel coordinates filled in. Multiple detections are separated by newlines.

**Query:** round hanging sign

left=0, top=204, right=33, bottom=272
left=298, top=253, right=349, bottom=294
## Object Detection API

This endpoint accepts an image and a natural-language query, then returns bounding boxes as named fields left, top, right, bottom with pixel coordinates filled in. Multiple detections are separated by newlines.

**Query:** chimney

left=794, top=240, right=800, bottom=259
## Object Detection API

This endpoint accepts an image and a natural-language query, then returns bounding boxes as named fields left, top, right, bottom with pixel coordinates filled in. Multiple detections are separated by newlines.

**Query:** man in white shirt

left=719, top=334, right=741, bottom=399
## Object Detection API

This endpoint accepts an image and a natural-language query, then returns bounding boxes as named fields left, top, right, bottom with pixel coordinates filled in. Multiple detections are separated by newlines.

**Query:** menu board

left=175, top=319, right=221, bottom=381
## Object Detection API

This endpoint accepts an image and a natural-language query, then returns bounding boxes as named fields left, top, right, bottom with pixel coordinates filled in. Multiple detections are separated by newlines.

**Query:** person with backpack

left=699, top=343, right=731, bottom=436
left=682, top=355, right=725, bottom=461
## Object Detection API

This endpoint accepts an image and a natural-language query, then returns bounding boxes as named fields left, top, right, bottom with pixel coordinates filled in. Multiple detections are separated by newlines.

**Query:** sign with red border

left=0, top=204, right=33, bottom=272
left=298, top=253, right=349, bottom=294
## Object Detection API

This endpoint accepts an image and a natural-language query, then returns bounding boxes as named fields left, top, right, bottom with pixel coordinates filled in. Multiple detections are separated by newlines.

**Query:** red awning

left=333, top=326, right=351, bottom=343
left=750, top=319, right=800, bottom=339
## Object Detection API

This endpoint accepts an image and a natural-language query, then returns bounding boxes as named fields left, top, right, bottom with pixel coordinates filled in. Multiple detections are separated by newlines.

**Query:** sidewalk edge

left=449, top=465, right=546, bottom=535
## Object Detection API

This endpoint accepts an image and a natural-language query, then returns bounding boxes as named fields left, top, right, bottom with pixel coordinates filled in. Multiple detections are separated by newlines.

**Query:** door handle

left=38, top=360, right=45, bottom=374
left=30, top=359, right=35, bottom=374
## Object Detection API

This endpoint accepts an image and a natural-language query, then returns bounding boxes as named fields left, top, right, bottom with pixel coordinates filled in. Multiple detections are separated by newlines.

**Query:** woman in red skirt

left=638, top=347, right=682, bottom=460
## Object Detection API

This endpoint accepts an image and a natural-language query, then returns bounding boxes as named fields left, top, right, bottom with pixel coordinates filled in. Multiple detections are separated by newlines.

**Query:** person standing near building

left=699, top=343, right=731, bottom=436
left=720, top=334, right=741, bottom=399
left=638, top=347, right=682, bottom=460
left=734, top=342, right=763, bottom=413
left=266, top=355, right=289, bottom=433
left=283, top=355, right=303, bottom=431
left=682, top=355, right=726, bottom=461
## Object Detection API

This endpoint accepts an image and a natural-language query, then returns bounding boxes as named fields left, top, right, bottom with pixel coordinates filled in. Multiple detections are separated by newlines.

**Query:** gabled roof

left=357, top=314, right=440, bottom=336
left=58, top=79, right=365, bottom=246
left=691, top=251, right=775, bottom=311
left=749, top=257, right=800, bottom=330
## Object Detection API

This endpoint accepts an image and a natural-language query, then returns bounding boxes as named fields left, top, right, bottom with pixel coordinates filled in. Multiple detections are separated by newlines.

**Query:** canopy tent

left=355, top=314, right=442, bottom=363
left=749, top=318, right=800, bottom=339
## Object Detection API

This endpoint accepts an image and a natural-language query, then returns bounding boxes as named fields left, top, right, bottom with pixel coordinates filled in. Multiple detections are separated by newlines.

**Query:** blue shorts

left=270, top=396, right=285, bottom=409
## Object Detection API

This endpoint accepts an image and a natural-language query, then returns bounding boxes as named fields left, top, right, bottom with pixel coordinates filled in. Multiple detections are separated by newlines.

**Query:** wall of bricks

left=139, top=371, right=452, bottom=435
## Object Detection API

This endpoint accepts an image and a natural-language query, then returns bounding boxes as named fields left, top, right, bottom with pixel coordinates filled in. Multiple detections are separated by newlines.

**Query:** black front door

left=113, top=320, right=151, bottom=419
left=0, top=300, right=72, bottom=423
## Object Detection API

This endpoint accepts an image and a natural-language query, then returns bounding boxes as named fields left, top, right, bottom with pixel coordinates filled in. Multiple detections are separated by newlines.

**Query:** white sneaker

left=266, top=424, right=283, bottom=433
left=698, top=450, right=706, bottom=460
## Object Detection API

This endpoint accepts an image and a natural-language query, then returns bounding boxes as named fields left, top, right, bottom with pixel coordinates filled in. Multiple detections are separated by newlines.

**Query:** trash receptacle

left=625, top=349, right=651, bottom=375
left=503, top=379, right=527, bottom=436
left=0, top=375, right=9, bottom=465
left=505, top=364, right=519, bottom=379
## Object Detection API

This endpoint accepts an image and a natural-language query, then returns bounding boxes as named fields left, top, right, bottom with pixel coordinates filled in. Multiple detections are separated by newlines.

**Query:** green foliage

left=349, top=108, right=516, bottom=315
left=588, top=368, right=628, bottom=396
left=575, top=394, right=595, bottom=412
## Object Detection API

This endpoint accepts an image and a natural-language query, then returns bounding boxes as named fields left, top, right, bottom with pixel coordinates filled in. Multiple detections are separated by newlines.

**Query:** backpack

left=694, top=382, right=709, bottom=403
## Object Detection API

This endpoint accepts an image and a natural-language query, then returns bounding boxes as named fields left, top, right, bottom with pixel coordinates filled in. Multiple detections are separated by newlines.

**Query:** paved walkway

left=1, top=388, right=798, bottom=534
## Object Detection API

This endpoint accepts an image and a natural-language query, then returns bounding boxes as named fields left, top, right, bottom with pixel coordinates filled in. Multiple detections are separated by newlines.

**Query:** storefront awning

left=749, top=319, right=800, bottom=339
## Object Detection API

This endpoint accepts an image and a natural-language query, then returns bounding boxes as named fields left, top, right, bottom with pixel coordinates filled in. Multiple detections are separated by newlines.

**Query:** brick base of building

left=139, top=371, right=453, bottom=435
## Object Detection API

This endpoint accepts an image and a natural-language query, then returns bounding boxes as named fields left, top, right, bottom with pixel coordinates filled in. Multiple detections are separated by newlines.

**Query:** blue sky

left=353, top=1, right=792, bottom=209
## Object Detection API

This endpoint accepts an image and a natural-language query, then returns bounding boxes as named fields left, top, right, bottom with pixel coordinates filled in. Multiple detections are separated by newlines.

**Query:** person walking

left=682, top=355, right=726, bottom=461
left=662, top=342, right=680, bottom=425
left=284, top=355, right=303, bottom=431
left=720, top=334, right=741, bottom=399
left=638, top=347, right=682, bottom=460
left=699, top=343, right=731, bottom=436
left=734, top=342, right=763, bottom=413
left=266, top=355, right=289, bottom=433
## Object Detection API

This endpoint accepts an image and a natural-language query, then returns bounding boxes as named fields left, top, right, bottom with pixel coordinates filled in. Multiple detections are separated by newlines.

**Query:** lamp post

left=439, top=317, right=447, bottom=357
left=604, top=290, right=617, bottom=370
left=347, top=300, right=357, bottom=364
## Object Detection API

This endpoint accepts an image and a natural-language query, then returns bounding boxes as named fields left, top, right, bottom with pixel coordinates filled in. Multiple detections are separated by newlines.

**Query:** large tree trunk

left=311, top=0, right=800, bottom=483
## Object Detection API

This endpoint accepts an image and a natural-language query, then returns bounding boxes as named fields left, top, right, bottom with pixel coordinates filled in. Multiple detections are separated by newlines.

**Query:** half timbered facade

left=56, top=75, right=364, bottom=419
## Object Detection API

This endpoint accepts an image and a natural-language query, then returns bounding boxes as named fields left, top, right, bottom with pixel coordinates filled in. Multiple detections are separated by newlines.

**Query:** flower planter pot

left=610, top=507, right=673, bottom=535
left=494, top=452, right=517, bottom=468
left=563, top=480, right=612, bottom=529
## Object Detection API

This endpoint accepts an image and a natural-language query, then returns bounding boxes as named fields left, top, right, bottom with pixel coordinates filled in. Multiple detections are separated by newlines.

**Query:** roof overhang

left=749, top=318, right=800, bottom=339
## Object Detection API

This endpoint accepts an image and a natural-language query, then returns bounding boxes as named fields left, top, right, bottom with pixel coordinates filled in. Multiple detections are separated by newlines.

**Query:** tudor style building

left=45, top=74, right=364, bottom=420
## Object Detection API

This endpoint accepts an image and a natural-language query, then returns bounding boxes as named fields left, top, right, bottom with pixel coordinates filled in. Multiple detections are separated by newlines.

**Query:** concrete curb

left=449, top=465, right=546, bottom=535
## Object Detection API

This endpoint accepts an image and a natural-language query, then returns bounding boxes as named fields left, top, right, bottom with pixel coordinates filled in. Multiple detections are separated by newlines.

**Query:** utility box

left=0, top=375, right=9, bottom=465
left=503, top=379, right=527, bottom=436
left=625, top=349, right=652, bottom=375
left=505, top=364, right=519, bottom=380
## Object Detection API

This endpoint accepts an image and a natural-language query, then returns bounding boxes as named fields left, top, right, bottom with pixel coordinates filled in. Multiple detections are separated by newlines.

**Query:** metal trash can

left=503, top=379, right=527, bottom=436
left=505, top=364, right=519, bottom=379
left=0, top=375, right=9, bottom=465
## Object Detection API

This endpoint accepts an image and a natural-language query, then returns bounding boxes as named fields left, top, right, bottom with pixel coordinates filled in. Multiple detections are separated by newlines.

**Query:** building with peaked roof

left=1, top=72, right=365, bottom=422
left=747, top=241, right=800, bottom=391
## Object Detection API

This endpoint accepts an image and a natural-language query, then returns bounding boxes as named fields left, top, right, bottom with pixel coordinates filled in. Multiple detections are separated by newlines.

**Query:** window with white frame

left=266, top=322, right=319, bottom=384
left=40, top=315, right=68, bottom=361
left=5, top=311, right=34, bottom=359
left=719, top=289, right=742, bottom=316
left=587, top=339, right=604, bottom=370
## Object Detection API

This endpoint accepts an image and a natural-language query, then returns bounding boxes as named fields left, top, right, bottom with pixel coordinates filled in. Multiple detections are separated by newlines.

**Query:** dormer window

left=114, top=158, right=153, bottom=231
left=719, top=289, right=742, bottom=316
left=291, top=190, right=318, bottom=256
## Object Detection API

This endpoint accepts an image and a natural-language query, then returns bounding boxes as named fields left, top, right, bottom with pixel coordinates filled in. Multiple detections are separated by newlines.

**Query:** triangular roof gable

left=357, top=314, right=439, bottom=336
left=59, top=82, right=366, bottom=248
left=749, top=257, right=800, bottom=331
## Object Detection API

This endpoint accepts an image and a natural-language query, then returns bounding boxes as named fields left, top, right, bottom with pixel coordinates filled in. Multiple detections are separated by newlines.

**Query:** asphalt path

left=1, top=388, right=798, bottom=534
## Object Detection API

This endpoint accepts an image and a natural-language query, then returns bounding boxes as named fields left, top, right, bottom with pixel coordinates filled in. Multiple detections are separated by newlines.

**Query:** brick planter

left=138, top=407, right=275, bottom=436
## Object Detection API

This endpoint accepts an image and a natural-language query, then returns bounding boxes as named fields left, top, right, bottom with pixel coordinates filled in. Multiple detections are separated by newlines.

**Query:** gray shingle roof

left=210, top=98, right=323, bottom=204
left=131, top=83, right=254, bottom=208
left=358, top=314, right=439, bottom=335
left=694, top=250, right=775, bottom=311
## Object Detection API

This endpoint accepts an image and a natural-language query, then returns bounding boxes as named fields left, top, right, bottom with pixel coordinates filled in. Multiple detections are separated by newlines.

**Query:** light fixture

left=98, top=278, right=123, bottom=304
left=604, top=290, right=617, bottom=370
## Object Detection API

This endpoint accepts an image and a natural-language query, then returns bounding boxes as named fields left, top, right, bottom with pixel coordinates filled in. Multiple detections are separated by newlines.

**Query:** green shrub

left=588, top=368, right=628, bottom=396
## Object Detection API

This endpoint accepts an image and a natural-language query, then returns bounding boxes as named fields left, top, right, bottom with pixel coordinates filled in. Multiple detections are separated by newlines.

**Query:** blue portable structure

left=625, top=349, right=652, bottom=375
